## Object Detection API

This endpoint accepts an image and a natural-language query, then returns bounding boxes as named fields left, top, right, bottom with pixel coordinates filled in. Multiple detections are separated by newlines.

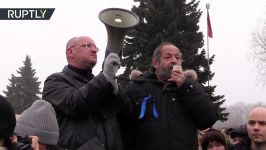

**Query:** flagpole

left=206, top=3, right=210, bottom=88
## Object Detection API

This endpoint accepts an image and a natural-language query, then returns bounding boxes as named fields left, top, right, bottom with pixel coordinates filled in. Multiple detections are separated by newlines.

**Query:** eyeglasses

left=71, top=43, right=99, bottom=52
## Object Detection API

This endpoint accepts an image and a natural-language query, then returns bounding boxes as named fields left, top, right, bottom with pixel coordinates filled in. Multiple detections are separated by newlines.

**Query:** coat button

left=172, top=98, right=176, bottom=101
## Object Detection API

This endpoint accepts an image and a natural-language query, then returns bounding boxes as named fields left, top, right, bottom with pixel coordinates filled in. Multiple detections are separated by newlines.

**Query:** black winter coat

left=1, top=141, right=33, bottom=150
left=42, top=66, right=123, bottom=150
left=120, top=70, right=218, bottom=150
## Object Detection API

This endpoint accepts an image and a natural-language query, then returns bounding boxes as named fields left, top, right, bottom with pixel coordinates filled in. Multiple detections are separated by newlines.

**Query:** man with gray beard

left=120, top=42, right=218, bottom=150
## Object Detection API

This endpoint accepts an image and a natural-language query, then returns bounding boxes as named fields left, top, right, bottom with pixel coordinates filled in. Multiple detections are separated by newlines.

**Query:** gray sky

left=0, top=0, right=265, bottom=106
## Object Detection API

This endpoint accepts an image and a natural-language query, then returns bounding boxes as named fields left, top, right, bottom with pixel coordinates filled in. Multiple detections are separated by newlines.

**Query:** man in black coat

left=42, top=36, right=122, bottom=150
left=121, top=42, right=218, bottom=150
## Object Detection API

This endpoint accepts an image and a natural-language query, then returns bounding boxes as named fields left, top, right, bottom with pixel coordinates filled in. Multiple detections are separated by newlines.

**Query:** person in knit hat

left=14, top=100, right=59, bottom=150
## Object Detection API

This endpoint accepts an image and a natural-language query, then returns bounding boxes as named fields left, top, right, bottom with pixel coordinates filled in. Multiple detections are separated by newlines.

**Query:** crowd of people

left=1, top=36, right=266, bottom=150
left=198, top=106, right=266, bottom=150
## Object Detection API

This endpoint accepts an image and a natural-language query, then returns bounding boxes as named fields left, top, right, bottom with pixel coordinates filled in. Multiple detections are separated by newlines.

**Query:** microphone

left=172, top=65, right=182, bottom=72
left=164, top=65, right=183, bottom=88
left=172, top=65, right=198, bottom=80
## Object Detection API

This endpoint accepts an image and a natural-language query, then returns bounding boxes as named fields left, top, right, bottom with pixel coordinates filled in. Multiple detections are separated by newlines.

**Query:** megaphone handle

left=104, top=48, right=122, bottom=58
left=104, top=49, right=110, bottom=58
left=102, top=48, right=122, bottom=70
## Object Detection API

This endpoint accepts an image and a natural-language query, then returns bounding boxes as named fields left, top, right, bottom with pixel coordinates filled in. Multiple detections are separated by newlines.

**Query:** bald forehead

left=248, top=107, right=266, bottom=119
left=66, top=36, right=94, bottom=49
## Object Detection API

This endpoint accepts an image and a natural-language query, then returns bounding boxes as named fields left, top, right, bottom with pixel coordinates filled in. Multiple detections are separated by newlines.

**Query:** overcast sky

left=0, top=0, right=265, bottom=106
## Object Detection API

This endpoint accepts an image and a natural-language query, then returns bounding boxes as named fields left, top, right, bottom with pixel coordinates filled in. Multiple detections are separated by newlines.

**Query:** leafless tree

left=251, top=23, right=266, bottom=85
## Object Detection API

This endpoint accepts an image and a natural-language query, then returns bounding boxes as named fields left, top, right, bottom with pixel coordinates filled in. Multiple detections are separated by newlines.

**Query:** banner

left=207, top=12, right=213, bottom=38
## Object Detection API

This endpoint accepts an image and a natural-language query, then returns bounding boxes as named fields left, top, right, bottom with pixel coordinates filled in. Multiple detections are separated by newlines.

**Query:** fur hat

left=0, top=95, right=16, bottom=139
left=14, top=100, right=59, bottom=145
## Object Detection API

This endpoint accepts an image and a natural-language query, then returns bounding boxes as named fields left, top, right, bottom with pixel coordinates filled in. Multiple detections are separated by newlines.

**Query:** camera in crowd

left=16, top=135, right=33, bottom=150
left=17, top=135, right=32, bottom=144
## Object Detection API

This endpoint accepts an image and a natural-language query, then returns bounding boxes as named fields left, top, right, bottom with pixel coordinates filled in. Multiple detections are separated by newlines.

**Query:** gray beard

left=157, top=67, right=171, bottom=81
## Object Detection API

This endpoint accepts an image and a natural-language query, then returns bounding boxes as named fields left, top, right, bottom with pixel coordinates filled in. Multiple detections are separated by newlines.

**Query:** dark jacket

left=1, top=141, right=33, bottom=150
left=121, top=70, right=218, bottom=150
left=228, top=124, right=251, bottom=150
left=42, top=66, right=122, bottom=150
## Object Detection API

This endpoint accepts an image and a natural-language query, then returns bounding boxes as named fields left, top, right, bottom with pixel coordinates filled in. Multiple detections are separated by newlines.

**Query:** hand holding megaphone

left=103, top=53, right=121, bottom=94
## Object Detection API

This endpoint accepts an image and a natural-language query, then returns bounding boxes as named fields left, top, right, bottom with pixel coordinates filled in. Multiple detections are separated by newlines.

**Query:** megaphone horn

left=99, top=8, right=139, bottom=58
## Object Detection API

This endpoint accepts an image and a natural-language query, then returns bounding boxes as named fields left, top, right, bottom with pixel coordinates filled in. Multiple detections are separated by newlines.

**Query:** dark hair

left=228, top=124, right=248, bottom=138
left=0, top=95, right=16, bottom=143
left=201, top=129, right=227, bottom=150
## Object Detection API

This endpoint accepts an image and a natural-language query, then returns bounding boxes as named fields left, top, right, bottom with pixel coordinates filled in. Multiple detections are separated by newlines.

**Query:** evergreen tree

left=3, top=74, right=24, bottom=113
left=3, top=55, right=41, bottom=113
left=121, top=0, right=228, bottom=121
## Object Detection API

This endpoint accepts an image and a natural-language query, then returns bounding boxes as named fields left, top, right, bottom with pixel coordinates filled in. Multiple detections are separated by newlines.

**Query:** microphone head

left=172, top=65, right=182, bottom=72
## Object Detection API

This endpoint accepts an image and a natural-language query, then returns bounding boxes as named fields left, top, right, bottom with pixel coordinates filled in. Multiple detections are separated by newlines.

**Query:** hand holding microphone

left=168, top=65, right=198, bottom=87
left=172, top=65, right=183, bottom=72
left=168, top=65, right=185, bottom=87
left=103, top=53, right=121, bottom=94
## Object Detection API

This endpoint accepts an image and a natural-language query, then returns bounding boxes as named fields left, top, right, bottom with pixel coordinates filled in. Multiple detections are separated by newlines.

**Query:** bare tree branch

left=251, top=23, right=266, bottom=85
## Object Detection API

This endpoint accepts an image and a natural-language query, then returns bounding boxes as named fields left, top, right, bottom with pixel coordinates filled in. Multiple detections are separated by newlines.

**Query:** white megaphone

left=99, top=8, right=139, bottom=58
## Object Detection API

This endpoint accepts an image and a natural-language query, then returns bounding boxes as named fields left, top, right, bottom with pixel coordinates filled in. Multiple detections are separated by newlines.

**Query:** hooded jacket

left=121, top=69, right=218, bottom=150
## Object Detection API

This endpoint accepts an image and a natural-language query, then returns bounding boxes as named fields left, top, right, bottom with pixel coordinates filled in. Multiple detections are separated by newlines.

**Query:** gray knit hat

left=14, top=100, right=59, bottom=145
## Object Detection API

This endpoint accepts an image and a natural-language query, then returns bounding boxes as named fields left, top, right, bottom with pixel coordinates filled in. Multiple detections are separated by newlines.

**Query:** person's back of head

left=0, top=95, right=16, bottom=147
left=14, top=100, right=59, bottom=147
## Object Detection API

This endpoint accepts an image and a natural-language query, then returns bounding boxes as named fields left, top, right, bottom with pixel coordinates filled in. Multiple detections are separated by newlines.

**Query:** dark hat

left=0, top=95, right=16, bottom=139
left=15, top=100, right=59, bottom=145
left=229, top=124, right=248, bottom=138
left=201, top=129, right=227, bottom=150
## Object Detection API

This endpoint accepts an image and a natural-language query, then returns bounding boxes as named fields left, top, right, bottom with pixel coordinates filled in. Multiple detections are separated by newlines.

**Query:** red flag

left=207, top=12, right=213, bottom=38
